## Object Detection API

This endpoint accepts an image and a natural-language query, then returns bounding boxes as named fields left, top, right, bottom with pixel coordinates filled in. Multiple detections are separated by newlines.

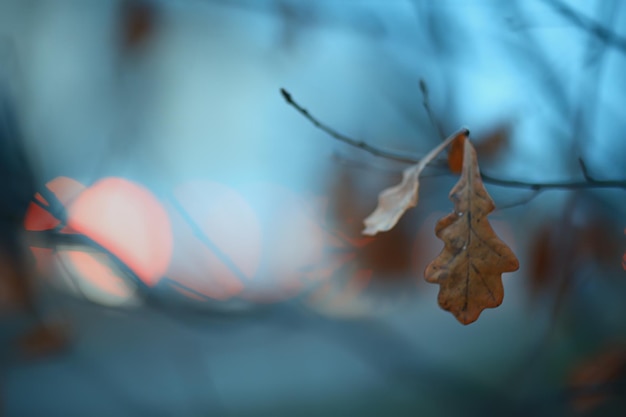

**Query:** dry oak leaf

left=424, top=139, right=519, bottom=325
left=363, top=128, right=469, bottom=235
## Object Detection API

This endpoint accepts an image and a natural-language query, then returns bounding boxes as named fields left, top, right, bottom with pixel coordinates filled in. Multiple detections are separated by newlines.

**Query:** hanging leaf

left=424, top=139, right=519, bottom=324
left=363, top=128, right=469, bottom=236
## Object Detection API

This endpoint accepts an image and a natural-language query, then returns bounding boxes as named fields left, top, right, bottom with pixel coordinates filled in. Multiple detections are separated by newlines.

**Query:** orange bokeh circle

left=25, top=176, right=173, bottom=303
left=67, top=177, right=173, bottom=287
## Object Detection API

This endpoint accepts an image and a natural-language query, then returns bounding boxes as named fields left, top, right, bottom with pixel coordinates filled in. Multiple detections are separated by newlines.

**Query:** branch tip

left=280, top=88, right=292, bottom=103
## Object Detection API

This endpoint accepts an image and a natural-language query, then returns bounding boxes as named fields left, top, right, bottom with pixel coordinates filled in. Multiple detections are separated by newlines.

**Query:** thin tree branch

left=280, top=88, right=626, bottom=194
left=280, top=88, right=422, bottom=164
left=543, top=0, right=626, bottom=56
left=495, top=189, right=544, bottom=211
left=479, top=172, right=626, bottom=191
left=419, top=79, right=446, bottom=140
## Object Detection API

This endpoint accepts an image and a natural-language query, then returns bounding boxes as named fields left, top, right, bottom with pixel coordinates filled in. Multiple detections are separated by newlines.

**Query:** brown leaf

left=18, top=322, right=70, bottom=359
left=528, top=199, right=625, bottom=301
left=449, top=125, right=511, bottom=174
left=449, top=125, right=510, bottom=174
left=447, top=131, right=467, bottom=174
left=473, top=124, right=511, bottom=161
left=0, top=252, right=33, bottom=313
left=119, top=0, right=158, bottom=50
left=424, top=139, right=519, bottom=324
left=363, top=128, right=469, bottom=235
left=528, top=224, right=556, bottom=296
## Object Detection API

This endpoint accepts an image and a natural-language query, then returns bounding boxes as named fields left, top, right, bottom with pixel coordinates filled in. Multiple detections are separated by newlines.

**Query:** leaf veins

left=424, top=139, right=519, bottom=325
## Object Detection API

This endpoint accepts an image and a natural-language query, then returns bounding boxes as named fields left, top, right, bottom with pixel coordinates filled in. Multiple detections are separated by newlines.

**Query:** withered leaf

left=424, top=139, right=519, bottom=325
left=363, top=128, right=469, bottom=236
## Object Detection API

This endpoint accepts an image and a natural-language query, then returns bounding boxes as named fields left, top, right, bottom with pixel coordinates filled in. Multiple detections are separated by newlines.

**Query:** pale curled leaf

left=424, top=139, right=519, bottom=325
left=363, top=128, right=469, bottom=236
left=362, top=163, right=422, bottom=236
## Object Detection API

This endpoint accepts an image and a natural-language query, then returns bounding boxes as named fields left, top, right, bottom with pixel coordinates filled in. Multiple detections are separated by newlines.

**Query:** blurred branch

left=26, top=229, right=149, bottom=290
left=543, top=0, right=626, bottom=55
left=495, top=189, right=543, bottom=211
left=167, top=194, right=253, bottom=286
left=569, top=0, right=618, bottom=162
left=280, top=88, right=626, bottom=196
left=418, top=79, right=446, bottom=140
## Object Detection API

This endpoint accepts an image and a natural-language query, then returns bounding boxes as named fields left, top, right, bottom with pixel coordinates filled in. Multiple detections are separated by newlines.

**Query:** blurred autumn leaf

left=449, top=124, right=510, bottom=174
left=447, top=130, right=466, bottom=174
left=622, top=229, right=626, bottom=271
left=0, top=251, right=32, bottom=313
left=473, top=124, right=511, bottom=163
left=18, top=322, right=69, bottom=359
left=568, top=345, right=626, bottom=414
left=529, top=196, right=625, bottom=300
left=307, top=164, right=425, bottom=316
left=425, top=139, right=519, bottom=324
left=118, top=0, right=158, bottom=52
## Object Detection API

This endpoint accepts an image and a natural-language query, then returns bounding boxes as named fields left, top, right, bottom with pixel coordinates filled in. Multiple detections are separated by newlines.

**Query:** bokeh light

left=67, top=177, right=172, bottom=287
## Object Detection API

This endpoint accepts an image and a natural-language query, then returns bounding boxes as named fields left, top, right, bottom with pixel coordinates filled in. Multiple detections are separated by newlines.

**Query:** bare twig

left=418, top=79, right=446, bottom=140
left=479, top=172, right=626, bottom=191
left=280, top=88, right=422, bottom=164
left=280, top=88, right=626, bottom=195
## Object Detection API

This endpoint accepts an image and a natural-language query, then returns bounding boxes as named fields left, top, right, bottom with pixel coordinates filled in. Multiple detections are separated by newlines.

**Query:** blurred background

left=1, top=0, right=625, bottom=416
